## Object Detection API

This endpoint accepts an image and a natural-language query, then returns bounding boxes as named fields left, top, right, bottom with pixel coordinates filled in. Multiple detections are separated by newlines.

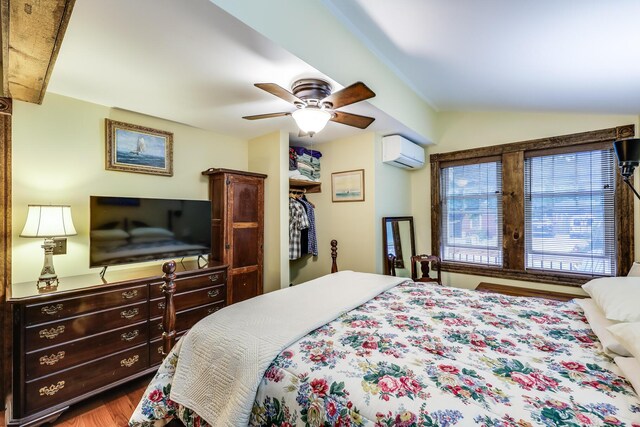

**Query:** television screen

left=89, top=196, right=211, bottom=268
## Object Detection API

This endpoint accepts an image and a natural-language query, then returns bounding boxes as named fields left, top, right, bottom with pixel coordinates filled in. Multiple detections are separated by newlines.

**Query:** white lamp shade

left=292, top=108, right=332, bottom=134
left=20, top=205, right=77, bottom=237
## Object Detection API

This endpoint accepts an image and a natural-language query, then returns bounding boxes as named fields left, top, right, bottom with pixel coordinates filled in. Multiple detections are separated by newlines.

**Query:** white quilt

left=169, top=271, right=405, bottom=426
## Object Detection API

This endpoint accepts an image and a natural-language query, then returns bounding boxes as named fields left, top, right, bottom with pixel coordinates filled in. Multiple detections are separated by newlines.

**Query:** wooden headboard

left=160, top=239, right=339, bottom=356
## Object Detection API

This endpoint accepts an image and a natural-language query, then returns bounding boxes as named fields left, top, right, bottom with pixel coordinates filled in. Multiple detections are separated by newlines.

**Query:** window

left=430, top=125, right=635, bottom=287
left=441, top=160, right=503, bottom=266
left=525, top=148, right=616, bottom=276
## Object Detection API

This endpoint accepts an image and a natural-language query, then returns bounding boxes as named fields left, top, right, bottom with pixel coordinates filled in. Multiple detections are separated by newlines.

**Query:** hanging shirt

left=298, top=197, right=318, bottom=256
left=289, top=198, right=309, bottom=260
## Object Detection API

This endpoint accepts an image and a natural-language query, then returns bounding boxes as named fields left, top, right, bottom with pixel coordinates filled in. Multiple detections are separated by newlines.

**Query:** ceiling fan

left=242, top=78, right=376, bottom=136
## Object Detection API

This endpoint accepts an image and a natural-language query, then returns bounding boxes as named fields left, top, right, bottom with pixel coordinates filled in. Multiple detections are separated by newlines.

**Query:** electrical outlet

left=52, top=238, right=67, bottom=255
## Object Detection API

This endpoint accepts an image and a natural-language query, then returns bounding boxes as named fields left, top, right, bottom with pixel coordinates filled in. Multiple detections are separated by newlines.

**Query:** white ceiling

left=325, top=0, right=640, bottom=114
left=47, top=0, right=418, bottom=144
left=49, top=0, right=640, bottom=145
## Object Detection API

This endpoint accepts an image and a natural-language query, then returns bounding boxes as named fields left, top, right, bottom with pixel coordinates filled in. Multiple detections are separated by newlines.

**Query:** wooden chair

left=387, top=254, right=397, bottom=276
left=410, top=254, right=442, bottom=285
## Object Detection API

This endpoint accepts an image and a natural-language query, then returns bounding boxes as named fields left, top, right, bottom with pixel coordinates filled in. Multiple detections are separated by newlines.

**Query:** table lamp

left=20, top=205, right=77, bottom=289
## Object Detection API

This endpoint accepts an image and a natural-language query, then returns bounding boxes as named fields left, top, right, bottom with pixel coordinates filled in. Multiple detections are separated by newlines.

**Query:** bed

left=129, top=244, right=640, bottom=426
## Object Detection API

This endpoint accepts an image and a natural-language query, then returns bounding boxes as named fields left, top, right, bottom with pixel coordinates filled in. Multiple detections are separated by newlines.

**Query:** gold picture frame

left=331, top=169, right=365, bottom=202
left=105, top=119, right=173, bottom=176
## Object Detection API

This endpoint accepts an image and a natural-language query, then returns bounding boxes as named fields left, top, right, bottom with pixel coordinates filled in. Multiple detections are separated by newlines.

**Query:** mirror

left=382, top=216, right=415, bottom=277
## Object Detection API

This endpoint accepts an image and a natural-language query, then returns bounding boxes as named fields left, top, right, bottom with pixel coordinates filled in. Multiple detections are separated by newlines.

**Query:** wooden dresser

left=6, top=261, right=227, bottom=427
left=202, top=168, right=266, bottom=305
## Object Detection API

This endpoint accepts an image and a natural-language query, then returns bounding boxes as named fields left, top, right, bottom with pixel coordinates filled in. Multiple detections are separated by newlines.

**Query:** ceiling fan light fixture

left=292, top=107, right=332, bottom=136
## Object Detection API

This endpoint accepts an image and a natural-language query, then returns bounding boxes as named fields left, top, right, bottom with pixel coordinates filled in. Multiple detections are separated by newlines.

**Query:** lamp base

left=37, top=277, right=59, bottom=291
left=37, top=238, right=59, bottom=291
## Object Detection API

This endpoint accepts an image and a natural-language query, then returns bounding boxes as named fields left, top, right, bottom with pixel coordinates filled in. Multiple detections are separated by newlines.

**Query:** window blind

left=524, top=148, right=616, bottom=276
left=441, top=161, right=503, bottom=266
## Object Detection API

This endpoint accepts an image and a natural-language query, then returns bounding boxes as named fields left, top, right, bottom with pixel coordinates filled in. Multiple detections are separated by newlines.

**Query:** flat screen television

left=89, top=196, right=211, bottom=268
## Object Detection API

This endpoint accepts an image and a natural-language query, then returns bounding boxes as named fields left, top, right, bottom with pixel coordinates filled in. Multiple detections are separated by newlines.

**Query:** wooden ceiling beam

left=1, top=0, right=75, bottom=104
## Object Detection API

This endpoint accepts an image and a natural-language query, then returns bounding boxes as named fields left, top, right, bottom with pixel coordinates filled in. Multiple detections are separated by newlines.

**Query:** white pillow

left=129, top=227, right=174, bottom=238
left=90, top=229, right=129, bottom=241
left=582, top=277, right=640, bottom=322
left=609, top=322, right=640, bottom=360
left=628, top=262, right=640, bottom=277
left=575, top=299, right=631, bottom=356
left=613, top=357, right=640, bottom=396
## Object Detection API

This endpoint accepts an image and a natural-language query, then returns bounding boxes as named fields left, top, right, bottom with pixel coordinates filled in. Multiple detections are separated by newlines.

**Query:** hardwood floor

left=1, top=375, right=153, bottom=427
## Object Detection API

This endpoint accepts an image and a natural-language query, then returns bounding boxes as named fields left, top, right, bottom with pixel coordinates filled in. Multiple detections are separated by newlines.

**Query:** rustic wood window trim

left=430, top=125, right=635, bottom=287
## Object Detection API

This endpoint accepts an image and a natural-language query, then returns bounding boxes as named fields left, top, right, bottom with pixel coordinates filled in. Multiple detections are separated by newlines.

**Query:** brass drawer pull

left=209, top=273, right=220, bottom=282
left=158, top=346, right=163, bottom=354
left=207, top=306, right=221, bottom=315
left=39, top=381, right=65, bottom=396
left=158, top=323, right=163, bottom=330
left=122, top=290, right=138, bottom=299
left=39, top=326, right=65, bottom=340
left=120, top=355, right=139, bottom=367
left=120, top=308, right=139, bottom=319
left=158, top=301, right=166, bottom=310
left=121, top=330, right=139, bottom=342
left=208, top=289, right=220, bottom=298
left=41, top=304, right=63, bottom=316
left=39, top=351, right=65, bottom=366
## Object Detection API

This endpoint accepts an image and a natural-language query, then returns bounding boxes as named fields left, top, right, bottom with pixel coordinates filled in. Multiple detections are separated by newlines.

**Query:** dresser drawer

left=25, top=284, right=148, bottom=326
left=150, top=284, right=226, bottom=317
left=150, top=270, right=226, bottom=298
left=25, top=321, right=148, bottom=380
left=150, top=301, right=224, bottom=340
left=150, top=331, right=186, bottom=366
left=25, top=301, right=148, bottom=351
left=25, top=344, right=148, bottom=414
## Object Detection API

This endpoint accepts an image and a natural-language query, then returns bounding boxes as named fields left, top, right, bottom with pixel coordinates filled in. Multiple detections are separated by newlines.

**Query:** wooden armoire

left=202, top=168, right=267, bottom=305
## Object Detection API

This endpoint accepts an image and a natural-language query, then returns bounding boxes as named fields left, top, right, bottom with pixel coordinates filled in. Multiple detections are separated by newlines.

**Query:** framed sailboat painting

left=105, top=119, right=173, bottom=176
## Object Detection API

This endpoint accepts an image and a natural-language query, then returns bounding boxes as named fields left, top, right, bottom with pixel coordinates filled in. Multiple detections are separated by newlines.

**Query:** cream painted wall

left=12, top=93, right=248, bottom=284
left=289, top=133, right=378, bottom=284
left=289, top=132, right=415, bottom=284
left=412, top=110, right=640, bottom=294
left=248, top=130, right=289, bottom=293
left=373, top=135, right=414, bottom=274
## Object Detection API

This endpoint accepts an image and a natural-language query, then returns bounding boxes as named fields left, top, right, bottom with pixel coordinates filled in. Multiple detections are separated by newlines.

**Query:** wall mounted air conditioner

left=382, top=135, right=425, bottom=169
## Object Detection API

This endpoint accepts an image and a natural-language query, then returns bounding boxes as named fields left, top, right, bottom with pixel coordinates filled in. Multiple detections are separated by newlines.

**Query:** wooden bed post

left=330, top=240, right=338, bottom=273
left=161, top=260, right=177, bottom=357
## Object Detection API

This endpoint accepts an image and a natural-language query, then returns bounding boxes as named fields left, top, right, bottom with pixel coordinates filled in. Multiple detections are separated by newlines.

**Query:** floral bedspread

left=130, top=281, right=640, bottom=426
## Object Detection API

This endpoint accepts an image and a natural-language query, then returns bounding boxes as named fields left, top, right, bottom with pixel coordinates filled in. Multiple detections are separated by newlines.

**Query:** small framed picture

left=332, top=169, right=365, bottom=202
left=105, top=119, right=173, bottom=176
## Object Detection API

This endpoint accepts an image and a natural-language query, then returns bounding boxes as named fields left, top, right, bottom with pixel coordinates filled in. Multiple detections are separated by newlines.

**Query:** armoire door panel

left=232, top=227, right=259, bottom=267
left=230, top=270, right=259, bottom=303
left=232, top=181, right=259, bottom=223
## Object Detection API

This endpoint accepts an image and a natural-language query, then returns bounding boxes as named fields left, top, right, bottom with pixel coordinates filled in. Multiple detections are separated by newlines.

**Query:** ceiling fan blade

left=321, top=82, right=375, bottom=109
left=242, top=112, right=291, bottom=120
left=331, top=111, right=375, bottom=129
left=254, top=83, right=302, bottom=104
